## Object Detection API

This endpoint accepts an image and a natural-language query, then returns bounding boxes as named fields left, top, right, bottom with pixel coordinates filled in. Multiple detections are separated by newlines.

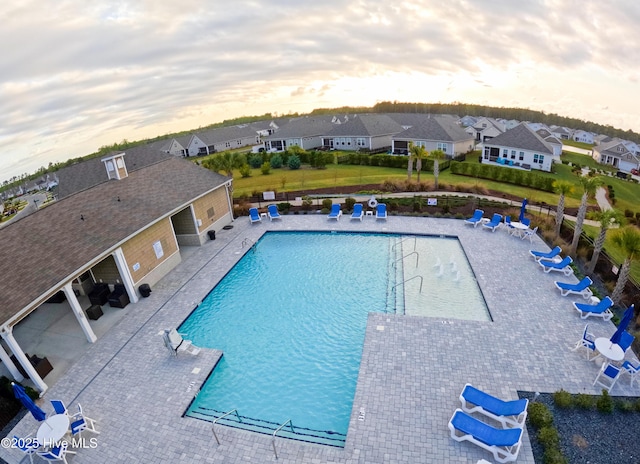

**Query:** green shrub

left=596, top=389, right=614, bottom=413
left=538, top=426, right=560, bottom=448
left=248, top=154, right=263, bottom=169
left=344, top=197, right=356, bottom=211
left=574, top=393, right=594, bottom=409
left=288, top=155, right=301, bottom=170
left=553, top=389, right=573, bottom=409
left=625, top=209, right=634, bottom=218
left=543, top=447, right=568, bottom=464
left=276, top=202, right=291, bottom=213
left=528, top=402, right=553, bottom=429
left=269, top=154, right=283, bottom=169
left=301, top=196, right=313, bottom=211
left=615, top=399, right=635, bottom=413
left=260, top=162, right=271, bottom=175
left=321, top=199, right=333, bottom=210
left=239, top=164, right=252, bottom=178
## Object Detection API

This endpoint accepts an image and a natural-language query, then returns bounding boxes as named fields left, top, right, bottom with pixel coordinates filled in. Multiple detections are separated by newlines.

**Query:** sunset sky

left=1, top=1, right=639, bottom=183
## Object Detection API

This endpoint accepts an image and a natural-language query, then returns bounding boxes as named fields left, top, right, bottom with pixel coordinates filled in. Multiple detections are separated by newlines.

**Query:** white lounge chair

left=538, top=256, right=573, bottom=275
left=464, top=209, right=484, bottom=227
left=448, top=409, right=523, bottom=463
left=351, top=203, right=364, bottom=221
left=267, top=205, right=282, bottom=221
left=554, top=276, right=593, bottom=300
left=573, top=296, right=614, bottom=320
left=375, top=203, right=387, bottom=220
left=249, top=207, right=261, bottom=223
left=163, top=329, right=201, bottom=356
left=327, top=204, right=342, bottom=220
left=458, top=384, right=528, bottom=428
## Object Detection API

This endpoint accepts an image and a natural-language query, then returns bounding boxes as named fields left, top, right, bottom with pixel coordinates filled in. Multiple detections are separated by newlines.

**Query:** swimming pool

left=183, top=231, right=488, bottom=446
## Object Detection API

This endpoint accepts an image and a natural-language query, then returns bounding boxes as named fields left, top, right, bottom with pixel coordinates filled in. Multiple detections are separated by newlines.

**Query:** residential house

left=549, top=125, right=572, bottom=140
left=592, top=139, right=640, bottom=173
left=481, top=123, right=556, bottom=172
left=0, top=148, right=233, bottom=393
left=321, top=114, right=403, bottom=152
left=196, top=125, right=262, bottom=155
left=535, top=129, right=563, bottom=156
left=504, top=119, right=520, bottom=130
left=465, top=117, right=506, bottom=142
left=573, top=130, right=595, bottom=144
left=525, top=122, right=549, bottom=132
left=391, top=115, right=475, bottom=157
left=158, top=135, right=191, bottom=157
left=458, top=115, right=478, bottom=127
left=264, top=116, right=337, bottom=151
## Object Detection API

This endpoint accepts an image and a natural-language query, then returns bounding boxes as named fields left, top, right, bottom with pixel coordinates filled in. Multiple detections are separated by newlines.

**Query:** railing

left=241, top=237, right=254, bottom=248
left=397, top=251, right=419, bottom=268
left=391, top=236, right=417, bottom=252
left=272, top=419, right=294, bottom=459
left=212, top=409, right=242, bottom=445
left=393, top=275, right=423, bottom=293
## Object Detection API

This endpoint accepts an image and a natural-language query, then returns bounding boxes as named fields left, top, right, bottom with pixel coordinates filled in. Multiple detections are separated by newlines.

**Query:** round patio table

left=37, top=414, right=70, bottom=446
left=594, top=337, right=624, bottom=362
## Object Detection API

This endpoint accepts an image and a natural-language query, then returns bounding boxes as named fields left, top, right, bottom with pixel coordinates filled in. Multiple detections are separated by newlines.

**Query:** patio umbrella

left=11, top=382, right=46, bottom=421
left=519, top=198, right=528, bottom=222
left=611, top=305, right=635, bottom=345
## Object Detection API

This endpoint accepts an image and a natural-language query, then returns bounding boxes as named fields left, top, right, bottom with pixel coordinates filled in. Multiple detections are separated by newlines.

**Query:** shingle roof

left=55, top=145, right=174, bottom=198
left=264, top=116, right=336, bottom=139
left=324, top=114, right=403, bottom=137
left=0, top=157, right=230, bottom=325
left=485, top=123, right=554, bottom=154
left=392, top=115, right=473, bottom=142
left=198, top=125, right=259, bottom=145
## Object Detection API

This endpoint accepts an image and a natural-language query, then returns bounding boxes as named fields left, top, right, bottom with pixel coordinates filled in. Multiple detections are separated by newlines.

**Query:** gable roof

left=54, top=145, right=174, bottom=199
left=264, top=116, right=336, bottom=139
left=392, top=115, right=473, bottom=142
left=0, top=157, right=230, bottom=326
left=198, top=124, right=259, bottom=145
left=324, top=114, right=403, bottom=137
left=485, top=123, right=554, bottom=155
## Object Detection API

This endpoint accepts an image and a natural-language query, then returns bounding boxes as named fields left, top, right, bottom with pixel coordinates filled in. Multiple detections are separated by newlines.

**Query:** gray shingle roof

left=0, top=157, right=230, bottom=325
left=55, top=145, right=174, bottom=199
left=392, top=115, right=473, bottom=142
left=324, top=114, right=403, bottom=137
left=198, top=125, right=259, bottom=145
left=264, top=116, right=336, bottom=139
left=485, top=123, right=554, bottom=154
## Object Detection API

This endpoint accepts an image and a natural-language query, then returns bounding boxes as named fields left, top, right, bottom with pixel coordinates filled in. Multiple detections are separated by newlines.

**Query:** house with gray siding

left=391, top=115, right=475, bottom=157
left=465, top=117, right=505, bottom=142
left=592, top=139, right=640, bottom=173
left=264, top=116, right=337, bottom=151
left=321, top=114, right=403, bottom=151
left=482, top=123, right=556, bottom=172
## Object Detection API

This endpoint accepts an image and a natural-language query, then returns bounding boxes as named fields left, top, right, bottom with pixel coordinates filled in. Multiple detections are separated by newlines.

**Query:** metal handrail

left=393, top=275, right=423, bottom=293
left=396, top=251, right=419, bottom=268
left=241, top=237, right=254, bottom=248
left=272, top=419, right=294, bottom=459
left=212, top=409, right=242, bottom=445
left=391, top=236, right=416, bottom=252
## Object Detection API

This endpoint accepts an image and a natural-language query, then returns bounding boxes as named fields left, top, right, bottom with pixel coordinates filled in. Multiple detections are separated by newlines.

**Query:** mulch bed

left=520, top=391, right=640, bottom=463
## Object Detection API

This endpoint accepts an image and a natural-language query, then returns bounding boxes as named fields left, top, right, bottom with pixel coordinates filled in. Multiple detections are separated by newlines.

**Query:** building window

left=533, top=154, right=544, bottom=164
left=356, top=138, right=366, bottom=147
left=437, top=142, right=448, bottom=153
left=519, top=152, right=524, bottom=161
left=502, top=149, right=508, bottom=158
left=511, top=150, right=516, bottom=159
left=415, top=141, right=427, bottom=148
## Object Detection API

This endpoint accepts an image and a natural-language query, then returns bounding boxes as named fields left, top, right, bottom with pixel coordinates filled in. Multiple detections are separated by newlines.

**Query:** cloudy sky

left=2, top=0, right=639, bottom=184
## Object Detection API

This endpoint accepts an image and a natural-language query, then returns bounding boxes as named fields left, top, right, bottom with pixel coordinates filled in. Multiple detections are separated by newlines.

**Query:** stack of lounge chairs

left=448, top=384, right=528, bottom=463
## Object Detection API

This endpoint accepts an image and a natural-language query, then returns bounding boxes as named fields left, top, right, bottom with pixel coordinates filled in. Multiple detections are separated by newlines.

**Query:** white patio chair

left=593, top=362, right=622, bottom=393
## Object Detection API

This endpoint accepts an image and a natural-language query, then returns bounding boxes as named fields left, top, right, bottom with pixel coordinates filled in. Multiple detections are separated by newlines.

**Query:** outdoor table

left=36, top=414, right=70, bottom=446
left=509, top=221, right=529, bottom=237
left=594, top=337, right=624, bottom=362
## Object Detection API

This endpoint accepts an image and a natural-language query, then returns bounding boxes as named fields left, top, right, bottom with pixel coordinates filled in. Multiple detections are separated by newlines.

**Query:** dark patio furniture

left=108, top=284, right=130, bottom=308
left=45, top=291, right=66, bottom=304
left=88, top=283, right=110, bottom=306
left=85, top=305, right=103, bottom=320
left=11, top=354, right=54, bottom=379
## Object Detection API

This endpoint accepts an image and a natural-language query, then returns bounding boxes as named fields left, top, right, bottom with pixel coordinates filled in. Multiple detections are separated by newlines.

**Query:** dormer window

left=101, top=153, right=128, bottom=180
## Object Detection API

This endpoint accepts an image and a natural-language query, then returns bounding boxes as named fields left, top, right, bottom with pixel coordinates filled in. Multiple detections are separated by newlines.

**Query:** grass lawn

left=561, top=139, right=595, bottom=150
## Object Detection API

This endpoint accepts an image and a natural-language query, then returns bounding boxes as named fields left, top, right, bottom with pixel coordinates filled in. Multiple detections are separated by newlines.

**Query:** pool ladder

left=272, top=419, right=294, bottom=459
left=212, top=409, right=242, bottom=445
left=241, top=237, right=254, bottom=248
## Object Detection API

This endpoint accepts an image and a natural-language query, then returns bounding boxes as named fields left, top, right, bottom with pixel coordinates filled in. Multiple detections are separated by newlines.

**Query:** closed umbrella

left=519, top=198, right=528, bottom=222
left=611, top=305, right=635, bottom=345
left=11, top=382, right=46, bottom=421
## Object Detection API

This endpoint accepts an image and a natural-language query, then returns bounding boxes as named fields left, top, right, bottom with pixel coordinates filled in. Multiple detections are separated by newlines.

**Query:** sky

left=1, top=0, right=640, bottom=184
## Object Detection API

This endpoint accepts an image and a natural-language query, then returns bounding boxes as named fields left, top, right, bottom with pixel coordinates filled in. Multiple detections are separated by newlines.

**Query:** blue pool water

left=183, top=231, right=487, bottom=446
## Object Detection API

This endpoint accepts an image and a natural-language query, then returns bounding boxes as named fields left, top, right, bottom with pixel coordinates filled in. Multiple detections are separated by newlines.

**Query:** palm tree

left=611, top=226, right=640, bottom=304
left=569, top=176, right=603, bottom=256
left=586, top=209, right=623, bottom=274
left=406, top=143, right=415, bottom=181
left=409, top=143, right=428, bottom=183
left=552, top=180, right=574, bottom=240
left=429, top=149, right=446, bottom=190
left=203, top=151, right=245, bottom=177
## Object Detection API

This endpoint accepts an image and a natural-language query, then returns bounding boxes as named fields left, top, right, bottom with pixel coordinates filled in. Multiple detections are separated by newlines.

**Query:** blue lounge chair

left=482, top=213, right=503, bottom=232
left=554, top=276, right=593, bottom=299
left=529, top=246, right=562, bottom=262
left=573, top=296, right=614, bottom=320
left=538, top=256, right=573, bottom=275
left=267, top=204, right=282, bottom=221
left=622, top=361, right=640, bottom=387
left=351, top=203, right=364, bottom=221
left=376, top=203, right=387, bottom=220
left=249, top=207, right=261, bottom=224
left=327, top=204, right=342, bottom=220
left=459, top=384, right=528, bottom=428
left=448, top=409, right=523, bottom=463
left=464, top=209, right=484, bottom=227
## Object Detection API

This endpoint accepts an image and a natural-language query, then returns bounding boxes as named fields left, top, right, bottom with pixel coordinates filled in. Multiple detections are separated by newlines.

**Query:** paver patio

left=3, top=214, right=638, bottom=463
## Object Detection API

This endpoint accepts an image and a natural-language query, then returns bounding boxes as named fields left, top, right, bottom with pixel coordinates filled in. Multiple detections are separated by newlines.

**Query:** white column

left=225, top=182, right=235, bottom=221
left=0, top=326, right=47, bottom=394
left=63, top=283, right=97, bottom=343
left=113, top=248, right=139, bottom=304
left=0, top=338, right=24, bottom=382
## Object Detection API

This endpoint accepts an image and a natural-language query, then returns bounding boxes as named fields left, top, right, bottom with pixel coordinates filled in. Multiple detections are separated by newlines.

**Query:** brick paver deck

left=3, top=214, right=637, bottom=463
